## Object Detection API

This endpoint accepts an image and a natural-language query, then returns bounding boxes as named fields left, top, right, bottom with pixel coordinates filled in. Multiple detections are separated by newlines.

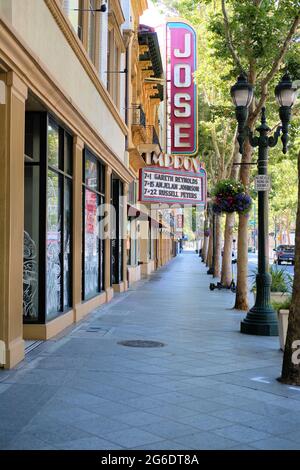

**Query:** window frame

left=82, top=148, right=105, bottom=301
left=23, top=112, right=73, bottom=324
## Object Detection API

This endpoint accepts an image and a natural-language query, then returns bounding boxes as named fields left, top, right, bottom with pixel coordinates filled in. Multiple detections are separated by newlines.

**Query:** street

left=248, top=252, right=294, bottom=277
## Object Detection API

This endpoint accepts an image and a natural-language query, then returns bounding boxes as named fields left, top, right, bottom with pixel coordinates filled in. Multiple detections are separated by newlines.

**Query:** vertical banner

left=166, top=20, right=198, bottom=156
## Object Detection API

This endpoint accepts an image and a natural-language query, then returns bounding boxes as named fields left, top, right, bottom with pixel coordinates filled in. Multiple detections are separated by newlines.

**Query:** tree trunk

left=280, top=151, right=300, bottom=386
left=221, top=212, right=235, bottom=286
left=234, top=214, right=250, bottom=310
left=206, top=231, right=213, bottom=268
left=234, top=138, right=253, bottom=311
left=202, top=234, right=208, bottom=263
left=214, top=215, right=222, bottom=278
left=221, top=135, right=240, bottom=287
left=201, top=214, right=209, bottom=262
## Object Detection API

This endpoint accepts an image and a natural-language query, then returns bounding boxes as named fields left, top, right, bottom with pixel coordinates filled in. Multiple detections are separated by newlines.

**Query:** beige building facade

left=0, top=0, right=175, bottom=369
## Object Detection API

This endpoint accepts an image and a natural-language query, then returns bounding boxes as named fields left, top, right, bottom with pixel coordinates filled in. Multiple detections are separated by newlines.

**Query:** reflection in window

left=23, top=166, right=40, bottom=320
left=48, top=120, right=59, bottom=168
left=47, top=170, right=62, bottom=318
left=83, top=149, right=105, bottom=300
left=84, top=189, right=100, bottom=298
left=65, top=132, right=73, bottom=176
left=64, top=180, right=72, bottom=309
left=24, top=113, right=73, bottom=324
left=85, top=154, right=98, bottom=190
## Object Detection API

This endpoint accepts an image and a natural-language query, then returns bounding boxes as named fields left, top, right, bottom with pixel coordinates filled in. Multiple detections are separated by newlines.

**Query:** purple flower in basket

left=234, top=192, right=252, bottom=213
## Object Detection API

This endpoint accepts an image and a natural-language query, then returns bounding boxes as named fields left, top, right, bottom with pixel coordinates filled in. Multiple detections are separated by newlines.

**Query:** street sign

left=254, top=175, right=271, bottom=191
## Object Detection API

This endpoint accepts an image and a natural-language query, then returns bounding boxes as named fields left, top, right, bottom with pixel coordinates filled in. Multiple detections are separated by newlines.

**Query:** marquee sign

left=166, top=20, right=198, bottom=156
left=139, top=167, right=206, bottom=206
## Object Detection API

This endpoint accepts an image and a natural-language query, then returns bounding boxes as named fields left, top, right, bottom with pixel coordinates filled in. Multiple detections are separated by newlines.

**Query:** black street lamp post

left=231, top=73, right=297, bottom=336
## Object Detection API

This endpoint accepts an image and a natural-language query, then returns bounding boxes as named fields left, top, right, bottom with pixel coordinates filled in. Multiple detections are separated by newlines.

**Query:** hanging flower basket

left=211, top=179, right=252, bottom=215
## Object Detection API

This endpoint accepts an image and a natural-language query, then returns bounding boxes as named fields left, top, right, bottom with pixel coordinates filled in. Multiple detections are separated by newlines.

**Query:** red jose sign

left=167, top=20, right=198, bottom=156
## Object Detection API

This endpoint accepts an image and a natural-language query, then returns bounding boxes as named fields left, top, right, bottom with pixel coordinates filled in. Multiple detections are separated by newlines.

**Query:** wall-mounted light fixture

left=74, top=2, right=107, bottom=13
left=104, top=68, right=128, bottom=74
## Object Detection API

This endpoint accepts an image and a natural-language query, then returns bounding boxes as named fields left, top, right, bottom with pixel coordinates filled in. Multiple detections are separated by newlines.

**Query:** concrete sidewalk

left=1, top=252, right=300, bottom=450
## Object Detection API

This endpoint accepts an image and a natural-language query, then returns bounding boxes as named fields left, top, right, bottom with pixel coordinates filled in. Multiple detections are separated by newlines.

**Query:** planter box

left=278, top=309, right=289, bottom=351
left=270, top=292, right=291, bottom=303
left=252, top=291, right=290, bottom=303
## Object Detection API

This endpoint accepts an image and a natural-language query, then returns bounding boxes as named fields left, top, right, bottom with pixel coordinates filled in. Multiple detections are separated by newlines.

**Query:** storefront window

left=48, top=119, right=60, bottom=168
left=85, top=154, right=98, bottom=190
left=24, top=112, right=73, bottom=323
left=25, top=114, right=41, bottom=162
left=84, top=189, right=99, bottom=298
left=65, top=132, right=73, bottom=176
left=111, top=178, right=123, bottom=284
left=47, top=170, right=62, bottom=318
left=46, top=119, right=73, bottom=319
left=64, top=179, right=72, bottom=309
left=83, top=149, right=105, bottom=300
left=24, top=165, right=40, bottom=320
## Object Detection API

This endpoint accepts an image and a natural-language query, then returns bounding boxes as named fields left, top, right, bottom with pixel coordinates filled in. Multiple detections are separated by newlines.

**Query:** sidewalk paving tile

left=213, top=424, right=272, bottom=443
left=1, top=253, right=300, bottom=450
left=172, top=430, right=239, bottom=450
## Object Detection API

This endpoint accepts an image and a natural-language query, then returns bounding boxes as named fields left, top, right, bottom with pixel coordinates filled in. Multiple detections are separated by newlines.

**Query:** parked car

left=273, top=245, right=295, bottom=265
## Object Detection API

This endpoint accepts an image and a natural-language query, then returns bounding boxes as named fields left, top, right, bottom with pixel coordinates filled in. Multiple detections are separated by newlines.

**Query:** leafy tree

left=280, top=147, right=300, bottom=386
left=154, top=0, right=300, bottom=303
left=206, top=0, right=300, bottom=310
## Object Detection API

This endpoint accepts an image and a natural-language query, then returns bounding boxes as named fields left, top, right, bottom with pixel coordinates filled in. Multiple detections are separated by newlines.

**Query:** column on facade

left=104, top=165, right=114, bottom=302
left=72, top=136, right=84, bottom=322
left=123, top=183, right=129, bottom=290
left=97, top=0, right=108, bottom=82
left=139, top=217, right=150, bottom=277
left=0, top=72, right=27, bottom=368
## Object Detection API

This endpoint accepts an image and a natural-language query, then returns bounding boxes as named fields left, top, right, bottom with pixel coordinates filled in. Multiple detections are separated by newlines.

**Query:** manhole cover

left=117, top=340, right=165, bottom=348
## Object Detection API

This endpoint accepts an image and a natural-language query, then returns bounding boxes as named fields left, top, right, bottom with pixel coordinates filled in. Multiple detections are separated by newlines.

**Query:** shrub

left=250, top=266, right=293, bottom=293
left=271, top=296, right=292, bottom=312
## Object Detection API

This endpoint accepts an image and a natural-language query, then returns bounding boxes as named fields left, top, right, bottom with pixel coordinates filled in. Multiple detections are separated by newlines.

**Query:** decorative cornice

left=0, top=16, right=133, bottom=183
left=110, top=0, right=126, bottom=26
left=44, top=0, right=128, bottom=136
left=132, top=0, right=148, bottom=19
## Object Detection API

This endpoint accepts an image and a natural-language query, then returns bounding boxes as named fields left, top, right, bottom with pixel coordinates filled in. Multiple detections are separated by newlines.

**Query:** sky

left=140, top=1, right=165, bottom=28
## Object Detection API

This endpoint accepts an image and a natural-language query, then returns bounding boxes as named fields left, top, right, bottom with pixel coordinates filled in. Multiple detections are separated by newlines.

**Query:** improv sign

left=166, top=20, right=197, bottom=156
left=139, top=167, right=206, bottom=205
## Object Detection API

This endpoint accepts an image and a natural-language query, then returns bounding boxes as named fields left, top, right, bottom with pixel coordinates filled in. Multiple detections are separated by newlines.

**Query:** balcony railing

left=132, top=105, right=146, bottom=127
